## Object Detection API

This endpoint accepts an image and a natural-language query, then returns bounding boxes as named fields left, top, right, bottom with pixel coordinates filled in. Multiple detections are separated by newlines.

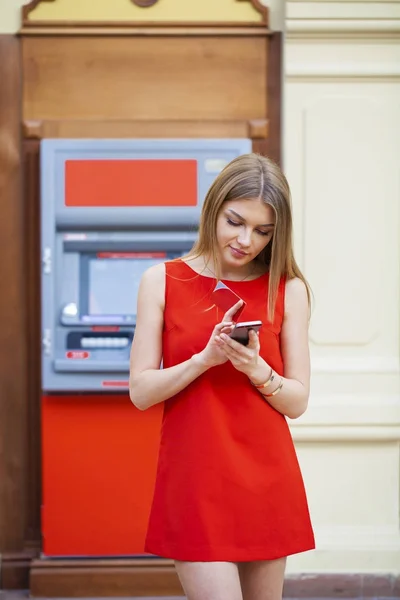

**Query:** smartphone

left=229, top=320, right=262, bottom=345
left=211, top=281, right=246, bottom=322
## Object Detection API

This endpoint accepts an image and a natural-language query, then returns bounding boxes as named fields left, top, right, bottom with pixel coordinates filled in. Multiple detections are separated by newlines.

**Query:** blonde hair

left=185, top=153, right=311, bottom=321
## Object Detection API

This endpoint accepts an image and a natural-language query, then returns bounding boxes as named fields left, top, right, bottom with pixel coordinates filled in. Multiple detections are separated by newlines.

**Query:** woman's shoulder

left=140, top=259, right=189, bottom=289
left=141, top=261, right=166, bottom=285
left=285, top=276, right=307, bottom=294
left=139, top=262, right=166, bottom=302
left=284, top=277, right=309, bottom=315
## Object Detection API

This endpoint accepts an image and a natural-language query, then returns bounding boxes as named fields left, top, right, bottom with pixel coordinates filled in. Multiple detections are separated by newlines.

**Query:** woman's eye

left=226, top=219, right=272, bottom=237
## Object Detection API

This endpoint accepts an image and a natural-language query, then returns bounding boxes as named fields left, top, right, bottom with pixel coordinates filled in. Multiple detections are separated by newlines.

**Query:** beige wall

left=284, top=0, right=400, bottom=574
left=0, top=0, right=25, bottom=33
left=0, top=0, right=283, bottom=32
left=1, top=0, right=399, bottom=576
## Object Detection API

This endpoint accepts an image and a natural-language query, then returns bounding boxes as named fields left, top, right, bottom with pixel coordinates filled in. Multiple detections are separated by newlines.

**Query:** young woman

left=129, top=154, right=315, bottom=600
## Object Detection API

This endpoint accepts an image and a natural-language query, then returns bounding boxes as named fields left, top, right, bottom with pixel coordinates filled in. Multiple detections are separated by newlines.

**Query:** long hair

left=185, top=153, right=311, bottom=322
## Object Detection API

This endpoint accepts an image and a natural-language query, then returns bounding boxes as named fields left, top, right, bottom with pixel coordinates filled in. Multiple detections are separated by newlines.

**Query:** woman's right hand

left=195, top=300, right=244, bottom=368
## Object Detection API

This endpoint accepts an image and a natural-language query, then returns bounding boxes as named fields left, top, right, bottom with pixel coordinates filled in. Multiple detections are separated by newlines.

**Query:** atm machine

left=40, top=138, right=251, bottom=557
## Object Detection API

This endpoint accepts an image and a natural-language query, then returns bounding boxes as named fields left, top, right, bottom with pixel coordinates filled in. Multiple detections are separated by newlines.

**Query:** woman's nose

left=237, top=229, right=251, bottom=247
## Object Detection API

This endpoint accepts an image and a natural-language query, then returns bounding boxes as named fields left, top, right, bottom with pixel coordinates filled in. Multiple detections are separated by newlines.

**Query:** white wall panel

left=303, top=95, right=398, bottom=347
left=299, top=443, right=399, bottom=526
left=286, top=82, right=400, bottom=360
left=284, top=0, right=400, bottom=574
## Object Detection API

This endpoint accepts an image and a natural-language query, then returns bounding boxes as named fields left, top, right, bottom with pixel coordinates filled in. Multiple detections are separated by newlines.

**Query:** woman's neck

left=186, top=255, right=262, bottom=282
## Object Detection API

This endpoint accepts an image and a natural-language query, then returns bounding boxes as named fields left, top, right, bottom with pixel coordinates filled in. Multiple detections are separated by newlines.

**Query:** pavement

left=3, top=595, right=188, bottom=600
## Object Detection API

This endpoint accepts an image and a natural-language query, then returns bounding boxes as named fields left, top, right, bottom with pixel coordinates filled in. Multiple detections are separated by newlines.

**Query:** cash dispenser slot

left=67, top=331, right=133, bottom=349
left=54, top=360, right=131, bottom=373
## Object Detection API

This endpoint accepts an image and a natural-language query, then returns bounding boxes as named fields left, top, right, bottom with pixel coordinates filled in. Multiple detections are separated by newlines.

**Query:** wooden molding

left=30, top=557, right=183, bottom=597
left=23, top=120, right=44, bottom=139
left=248, top=118, right=269, bottom=139
left=131, top=0, right=159, bottom=6
left=2, top=550, right=39, bottom=589
left=23, top=119, right=251, bottom=140
left=20, top=24, right=270, bottom=36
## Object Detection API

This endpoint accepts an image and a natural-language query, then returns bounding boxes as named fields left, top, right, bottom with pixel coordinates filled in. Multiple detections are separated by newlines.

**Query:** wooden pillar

left=0, top=35, right=39, bottom=589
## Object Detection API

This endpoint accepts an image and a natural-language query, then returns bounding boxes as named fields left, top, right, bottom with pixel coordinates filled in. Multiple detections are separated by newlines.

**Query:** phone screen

left=229, top=321, right=262, bottom=345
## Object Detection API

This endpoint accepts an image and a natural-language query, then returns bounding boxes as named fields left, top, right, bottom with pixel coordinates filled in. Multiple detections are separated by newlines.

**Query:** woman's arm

left=129, top=263, right=240, bottom=411
left=246, top=277, right=311, bottom=419
left=129, top=263, right=208, bottom=410
left=215, top=277, right=310, bottom=419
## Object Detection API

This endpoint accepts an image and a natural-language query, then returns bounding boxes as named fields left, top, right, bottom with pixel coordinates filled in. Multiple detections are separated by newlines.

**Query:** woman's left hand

left=215, top=329, right=261, bottom=376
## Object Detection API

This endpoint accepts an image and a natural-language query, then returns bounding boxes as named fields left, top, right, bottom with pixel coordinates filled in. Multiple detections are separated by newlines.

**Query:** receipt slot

left=40, top=138, right=251, bottom=556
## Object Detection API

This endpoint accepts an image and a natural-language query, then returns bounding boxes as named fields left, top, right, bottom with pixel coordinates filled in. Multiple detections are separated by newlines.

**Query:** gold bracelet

left=262, top=377, right=284, bottom=398
left=250, top=368, right=275, bottom=389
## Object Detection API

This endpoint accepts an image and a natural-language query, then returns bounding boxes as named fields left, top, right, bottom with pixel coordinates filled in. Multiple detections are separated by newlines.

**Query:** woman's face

left=215, top=198, right=275, bottom=268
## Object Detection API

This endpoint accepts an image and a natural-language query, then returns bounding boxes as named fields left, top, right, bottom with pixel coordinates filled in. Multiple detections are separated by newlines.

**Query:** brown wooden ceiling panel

left=22, top=36, right=267, bottom=122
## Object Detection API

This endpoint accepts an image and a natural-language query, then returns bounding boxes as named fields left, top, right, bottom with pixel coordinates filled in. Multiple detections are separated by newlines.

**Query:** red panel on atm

left=41, top=394, right=162, bottom=556
left=65, top=159, right=198, bottom=207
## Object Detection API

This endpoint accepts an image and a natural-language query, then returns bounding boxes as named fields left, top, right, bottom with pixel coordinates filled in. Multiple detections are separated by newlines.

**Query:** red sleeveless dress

left=144, top=260, right=315, bottom=561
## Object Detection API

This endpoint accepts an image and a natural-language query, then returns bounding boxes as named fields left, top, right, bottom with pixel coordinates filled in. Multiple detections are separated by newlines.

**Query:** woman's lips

left=229, top=246, right=248, bottom=258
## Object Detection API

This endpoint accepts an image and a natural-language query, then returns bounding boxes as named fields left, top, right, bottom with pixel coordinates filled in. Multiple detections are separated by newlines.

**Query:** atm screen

left=88, top=254, right=166, bottom=317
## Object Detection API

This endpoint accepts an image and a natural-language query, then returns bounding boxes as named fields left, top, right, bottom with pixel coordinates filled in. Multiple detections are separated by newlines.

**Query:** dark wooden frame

left=0, top=2, right=280, bottom=591
left=266, top=32, right=282, bottom=165
left=0, top=34, right=41, bottom=589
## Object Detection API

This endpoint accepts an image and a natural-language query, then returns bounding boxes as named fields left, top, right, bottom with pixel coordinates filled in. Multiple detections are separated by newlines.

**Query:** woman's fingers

left=215, top=321, right=234, bottom=333
left=217, top=334, right=249, bottom=356
left=247, top=329, right=260, bottom=348
left=213, top=322, right=234, bottom=342
left=216, top=330, right=259, bottom=360
left=223, top=300, right=243, bottom=322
